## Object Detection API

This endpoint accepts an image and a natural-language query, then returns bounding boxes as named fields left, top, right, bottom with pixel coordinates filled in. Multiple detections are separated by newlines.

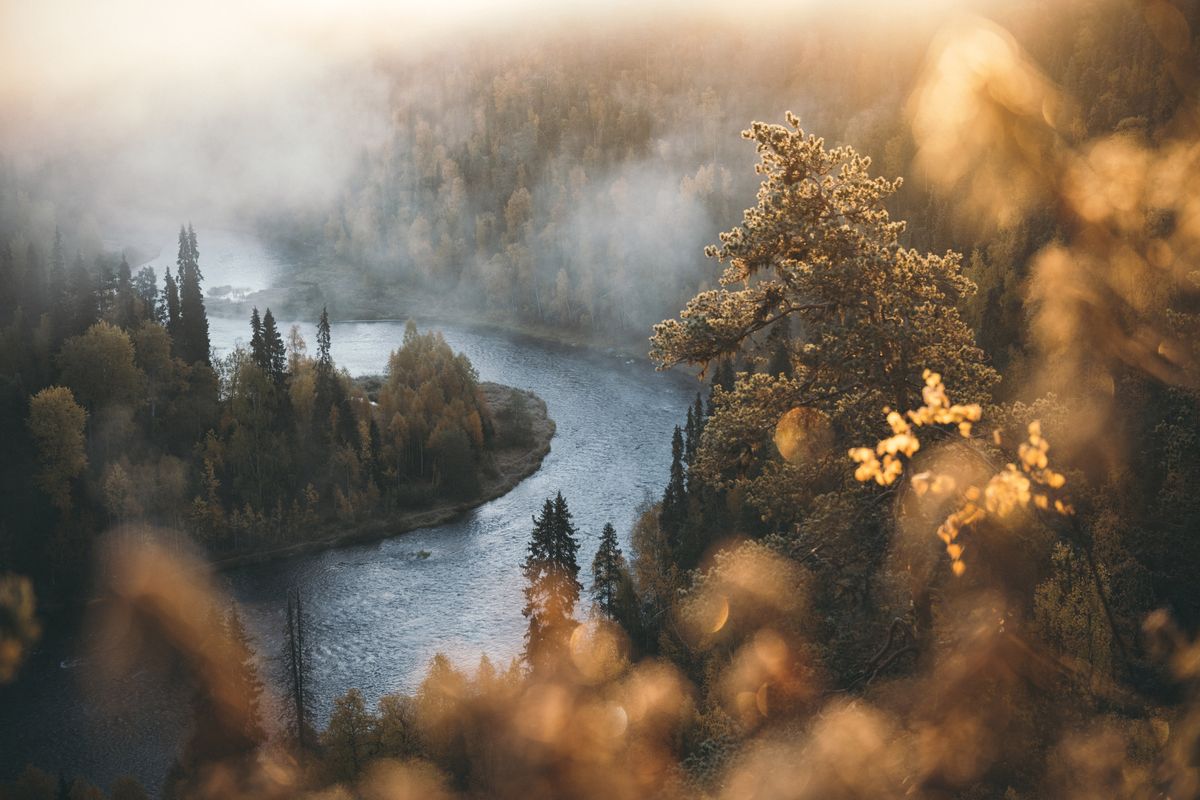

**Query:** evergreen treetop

left=522, top=492, right=582, bottom=669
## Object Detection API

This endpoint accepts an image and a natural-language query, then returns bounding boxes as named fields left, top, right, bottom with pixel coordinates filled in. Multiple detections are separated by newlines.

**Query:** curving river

left=0, top=229, right=697, bottom=793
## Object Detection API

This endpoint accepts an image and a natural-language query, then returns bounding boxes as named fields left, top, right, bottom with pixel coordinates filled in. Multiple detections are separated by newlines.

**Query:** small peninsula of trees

left=0, top=219, right=509, bottom=607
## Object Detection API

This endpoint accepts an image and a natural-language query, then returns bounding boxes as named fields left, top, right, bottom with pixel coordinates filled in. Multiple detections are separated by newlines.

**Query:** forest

left=0, top=220, right=527, bottom=601
left=4, top=0, right=1200, bottom=797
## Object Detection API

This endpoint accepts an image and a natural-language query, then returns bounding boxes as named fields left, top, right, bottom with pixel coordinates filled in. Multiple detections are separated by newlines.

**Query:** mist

left=7, top=1, right=1200, bottom=798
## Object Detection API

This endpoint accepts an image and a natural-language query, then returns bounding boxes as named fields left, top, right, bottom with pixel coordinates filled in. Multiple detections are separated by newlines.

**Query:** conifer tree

left=163, top=267, right=181, bottom=341
left=686, top=394, right=704, bottom=466
left=591, top=521, right=624, bottom=618
left=249, top=307, right=264, bottom=370
left=115, top=255, right=135, bottom=329
left=652, top=114, right=996, bottom=438
left=133, top=266, right=158, bottom=322
left=313, top=307, right=335, bottom=443
left=659, top=426, right=687, bottom=547
left=312, top=306, right=357, bottom=449
left=651, top=115, right=997, bottom=529
left=683, top=393, right=704, bottom=466
left=176, top=224, right=210, bottom=365
left=261, top=308, right=286, bottom=384
left=284, top=588, right=313, bottom=750
left=522, top=492, right=582, bottom=669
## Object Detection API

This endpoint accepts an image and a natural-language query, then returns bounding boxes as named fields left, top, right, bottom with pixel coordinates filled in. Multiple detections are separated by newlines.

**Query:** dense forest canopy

left=4, top=0, right=1200, bottom=798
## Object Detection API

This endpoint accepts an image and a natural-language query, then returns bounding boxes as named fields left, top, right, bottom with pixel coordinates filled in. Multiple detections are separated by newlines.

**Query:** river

left=0, top=228, right=698, bottom=793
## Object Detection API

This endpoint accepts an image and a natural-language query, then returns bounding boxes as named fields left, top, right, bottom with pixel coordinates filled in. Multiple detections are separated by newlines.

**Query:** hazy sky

left=0, top=0, right=961, bottom=223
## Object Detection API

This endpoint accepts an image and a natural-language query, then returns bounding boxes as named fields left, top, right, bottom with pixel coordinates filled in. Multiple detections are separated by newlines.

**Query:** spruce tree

left=176, top=225, right=210, bottom=365
left=312, top=306, right=357, bottom=449
left=261, top=308, right=286, bottom=384
left=284, top=588, right=313, bottom=750
left=249, top=307, right=264, bottom=370
left=522, top=492, right=582, bottom=669
left=591, top=521, right=624, bottom=618
left=163, top=267, right=181, bottom=342
left=659, top=426, right=686, bottom=546
left=686, top=394, right=704, bottom=466
left=133, top=266, right=158, bottom=323
left=313, top=306, right=335, bottom=444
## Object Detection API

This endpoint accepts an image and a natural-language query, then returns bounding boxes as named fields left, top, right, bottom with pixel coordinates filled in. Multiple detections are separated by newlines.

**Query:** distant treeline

left=303, top=0, right=1184, bottom=372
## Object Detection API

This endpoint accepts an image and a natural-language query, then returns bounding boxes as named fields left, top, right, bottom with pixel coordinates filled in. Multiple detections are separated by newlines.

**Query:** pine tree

left=312, top=306, right=357, bottom=449
left=284, top=588, right=313, bottom=750
left=318, top=306, right=333, bottom=367
left=115, top=255, right=135, bottom=329
left=652, top=114, right=997, bottom=436
left=522, top=492, right=582, bottom=670
left=686, top=393, right=704, bottom=466
left=261, top=308, right=286, bottom=384
left=659, top=426, right=687, bottom=547
left=176, top=225, right=210, bottom=365
left=591, top=521, right=624, bottom=618
left=249, top=307, right=264, bottom=369
left=684, top=403, right=696, bottom=459
left=313, top=307, right=335, bottom=444
left=163, top=267, right=181, bottom=341
left=133, top=266, right=158, bottom=323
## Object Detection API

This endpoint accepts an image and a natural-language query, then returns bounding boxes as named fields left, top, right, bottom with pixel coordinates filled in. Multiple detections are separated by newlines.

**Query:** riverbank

left=210, top=382, right=554, bottom=571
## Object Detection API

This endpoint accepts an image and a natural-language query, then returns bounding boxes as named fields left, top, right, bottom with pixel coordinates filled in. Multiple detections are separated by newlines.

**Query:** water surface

left=0, top=230, right=696, bottom=792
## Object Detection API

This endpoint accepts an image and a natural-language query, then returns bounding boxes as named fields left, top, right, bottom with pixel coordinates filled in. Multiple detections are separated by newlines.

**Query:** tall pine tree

left=312, top=306, right=356, bottom=449
left=249, top=307, right=264, bottom=369
left=176, top=224, right=210, bottom=365
left=163, top=267, right=181, bottom=342
left=591, top=521, right=624, bottom=619
left=261, top=308, right=286, bottom=384
left=659, top=425, right=687, bottom=548
left=522, top=492, right=582, bottom=670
